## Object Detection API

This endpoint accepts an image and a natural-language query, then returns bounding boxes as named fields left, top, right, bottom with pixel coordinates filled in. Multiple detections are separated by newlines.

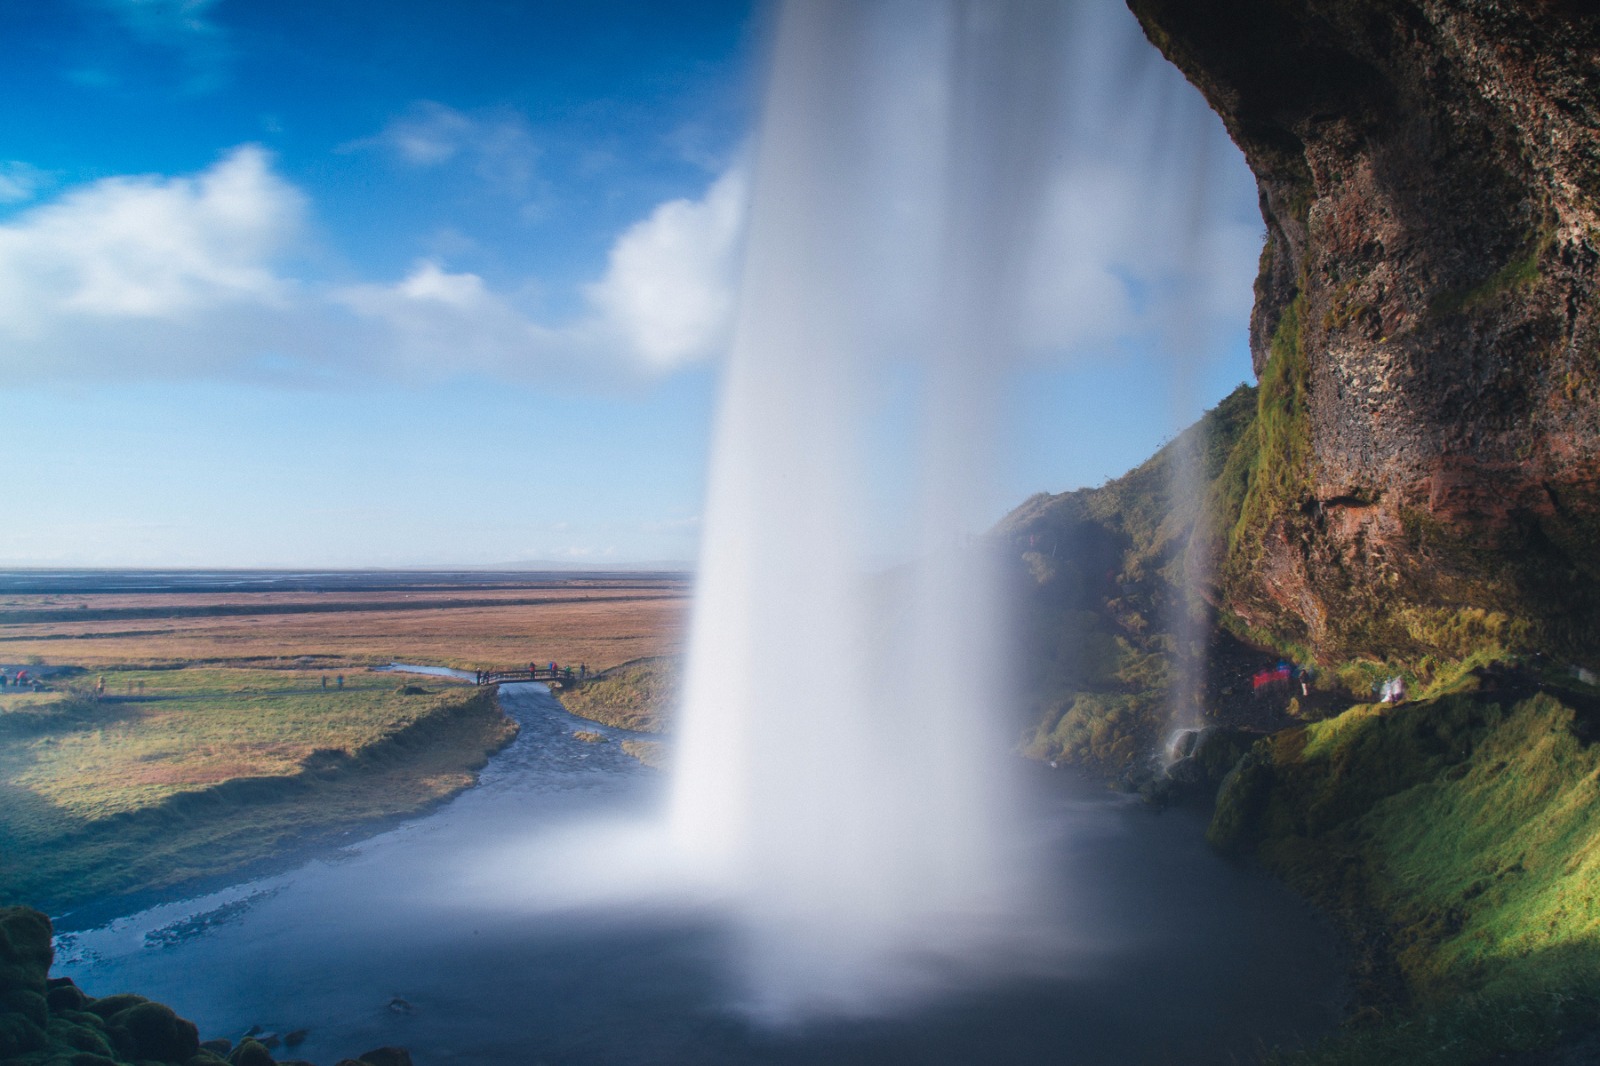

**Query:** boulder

left=228, top=1037, right=278, bottom=1066
left=358, top=1047, right=414, bottom=1066
left=88, top=992, right=150, bottom=1018
left=47, top=978, right=92, bottom=1013
left=0, top=906, right=53, bottom=995
left=0, top=1011, right=49, bottom=1058
left=110, top=999, right=201, bottom=1062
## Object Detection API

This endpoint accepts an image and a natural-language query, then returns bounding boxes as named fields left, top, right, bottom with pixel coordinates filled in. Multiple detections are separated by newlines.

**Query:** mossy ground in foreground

left=0, top=667, right=517, bottom=913
left=1210, top=675, right=1600, bottom=1064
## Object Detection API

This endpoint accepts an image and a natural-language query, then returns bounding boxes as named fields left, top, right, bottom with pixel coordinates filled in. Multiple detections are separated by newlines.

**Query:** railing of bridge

left=475, top=668, right=586, bottom=687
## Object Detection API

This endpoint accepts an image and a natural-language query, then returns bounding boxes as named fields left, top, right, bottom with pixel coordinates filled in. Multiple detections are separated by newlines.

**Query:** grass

left=0, top=574, right=690, bottom=913
left=557, top=656, right=679, bottom=733
left=0, top=666, right=518, bottom=912
left=999, top=383, right=1283, bottom=776
left=1215, top=680, right=1600, bottom=1063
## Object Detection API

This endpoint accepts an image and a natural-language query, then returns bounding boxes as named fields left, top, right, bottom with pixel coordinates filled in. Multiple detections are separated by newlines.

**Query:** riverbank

left=0, top=667, right=518, bottom=915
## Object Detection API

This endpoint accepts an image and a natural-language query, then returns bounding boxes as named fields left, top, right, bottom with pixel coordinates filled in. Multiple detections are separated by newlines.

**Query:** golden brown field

left=0, top=576, right=690, bottom=671
left=0, top=572, right=690, bottom=912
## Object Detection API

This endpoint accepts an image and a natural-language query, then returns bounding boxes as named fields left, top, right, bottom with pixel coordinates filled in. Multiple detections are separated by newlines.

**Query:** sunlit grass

left=0, top=665, right=515, bottom=911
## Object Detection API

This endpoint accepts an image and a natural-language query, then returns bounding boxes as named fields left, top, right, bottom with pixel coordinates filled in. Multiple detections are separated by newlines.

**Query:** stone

left=0, top=906, right=54, bottom=995
left=47, top=980, right=91, bottom=1013
left=111, top=1000, right=201, bottom=1062
left=87, top=993, right=150, bottom=1019
left=227, top=1037, right=278, bottom=1066
left=357, top=1046, right=414, bottom=1066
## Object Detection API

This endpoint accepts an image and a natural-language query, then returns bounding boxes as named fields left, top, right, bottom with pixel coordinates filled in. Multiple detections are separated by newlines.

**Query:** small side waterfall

left=668, top=0, right=1069, bottom=1021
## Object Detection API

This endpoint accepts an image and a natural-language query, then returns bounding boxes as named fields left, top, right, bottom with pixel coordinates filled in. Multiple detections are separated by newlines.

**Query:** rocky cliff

left=1125, top=0, right=1600, bottom=670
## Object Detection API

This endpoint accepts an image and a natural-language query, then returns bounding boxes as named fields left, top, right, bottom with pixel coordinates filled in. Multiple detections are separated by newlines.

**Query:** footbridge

left=476, top=667, right=586, bottom=689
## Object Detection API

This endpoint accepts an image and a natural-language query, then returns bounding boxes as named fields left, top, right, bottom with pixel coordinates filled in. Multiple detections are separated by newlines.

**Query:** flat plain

left=0, top=571, right=690, bottom=913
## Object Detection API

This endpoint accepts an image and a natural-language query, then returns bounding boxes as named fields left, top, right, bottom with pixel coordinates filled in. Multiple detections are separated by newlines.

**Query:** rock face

left=1127, top=0, right=1600, bottom=665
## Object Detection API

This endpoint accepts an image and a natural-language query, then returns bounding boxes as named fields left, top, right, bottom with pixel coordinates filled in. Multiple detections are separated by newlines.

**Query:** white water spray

left=669, top=0, right=1072, bottom=1020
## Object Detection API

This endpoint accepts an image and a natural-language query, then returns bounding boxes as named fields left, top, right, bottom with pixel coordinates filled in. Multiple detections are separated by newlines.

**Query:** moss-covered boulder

left=106, top=1000, right=200, bottom=1062
left=0, top=906, right=54, bottom=995
left=226, top=1038, right=277, bottom=1066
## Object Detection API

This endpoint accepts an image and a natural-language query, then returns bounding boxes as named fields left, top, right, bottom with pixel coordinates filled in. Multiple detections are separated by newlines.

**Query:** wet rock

left=228, top=1037, right=278, bottom=1066
left=257, top=1030, right=281, bottom=1049
left=283, top=1028, right=309, bottom=1047
left=201, top=1037, right=234, bottom=1056
left=357, top=1047, right=414, bottom=1066
left=385, top=996, right=413, bottom=1015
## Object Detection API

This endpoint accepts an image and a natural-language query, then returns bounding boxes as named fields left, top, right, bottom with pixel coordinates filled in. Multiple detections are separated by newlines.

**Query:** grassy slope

left=1002, top=362, right=1600, bottom=1058
left=998, top=383, right=1275, bottom=774
left=557, top=656, right=678, bottom=734
left=1210, top=673, right=1600, bottom=1063
left=0, top=667, right=517, bottom=912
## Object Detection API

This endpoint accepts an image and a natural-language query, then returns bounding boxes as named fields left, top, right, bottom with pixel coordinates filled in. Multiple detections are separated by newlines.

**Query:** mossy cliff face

left=1127, top=0, right=1600, bottom=668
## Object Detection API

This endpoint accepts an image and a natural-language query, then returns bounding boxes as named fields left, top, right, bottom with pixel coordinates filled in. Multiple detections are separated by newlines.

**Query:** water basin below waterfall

left=53, top=684, right=1345, bottom=1065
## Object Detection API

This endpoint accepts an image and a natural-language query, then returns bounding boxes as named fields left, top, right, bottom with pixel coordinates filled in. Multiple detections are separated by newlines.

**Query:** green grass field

left=0, top=666, right=516, bottom=913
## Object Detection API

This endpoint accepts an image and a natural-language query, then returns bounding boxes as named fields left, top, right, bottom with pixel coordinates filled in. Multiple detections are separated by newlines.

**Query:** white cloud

left=2, top=145, right=297, bottom=319
left=585, top=168, right=747, bottom=370
left=0, top=147, right=748, bottom=384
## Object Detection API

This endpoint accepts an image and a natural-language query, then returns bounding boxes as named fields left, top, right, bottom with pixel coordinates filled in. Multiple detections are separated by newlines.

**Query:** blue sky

left=0, top=0, right=1261, bottom=568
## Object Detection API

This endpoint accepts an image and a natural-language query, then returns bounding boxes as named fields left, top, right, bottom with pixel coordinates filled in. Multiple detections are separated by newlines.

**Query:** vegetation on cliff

left=999, top=382, right=1296, bottom=776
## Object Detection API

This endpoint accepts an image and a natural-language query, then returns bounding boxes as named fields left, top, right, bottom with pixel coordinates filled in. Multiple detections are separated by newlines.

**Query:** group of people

left=529, top=661, right=588, bottom=681
left=1251, top=661, right=1311, bottom=698
left=319, top=675, right=345, bottom=690
left=0, top=669, right=41, bottom=690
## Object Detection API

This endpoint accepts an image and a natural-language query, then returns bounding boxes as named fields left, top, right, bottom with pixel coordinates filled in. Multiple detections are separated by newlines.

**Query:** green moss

left=1430, top=233, right=1550, bottom=319
left=1229, top=292, right=1311, bottom=559
left=1226, top=690, right=1600, bottom=1063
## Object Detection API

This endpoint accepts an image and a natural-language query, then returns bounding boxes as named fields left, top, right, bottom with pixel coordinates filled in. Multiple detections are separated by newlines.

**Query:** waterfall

left=668, top=0, right=1070, bottom=1022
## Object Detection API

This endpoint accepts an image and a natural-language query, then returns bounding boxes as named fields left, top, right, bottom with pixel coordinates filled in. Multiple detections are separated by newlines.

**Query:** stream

left=53, top=683, right=1346, bottom=1065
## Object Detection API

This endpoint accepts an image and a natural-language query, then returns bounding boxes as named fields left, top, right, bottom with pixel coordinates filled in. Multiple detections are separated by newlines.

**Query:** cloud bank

left=0, top=72, right=1258, bottom=390
left=0, top=146, right=747, bottom=384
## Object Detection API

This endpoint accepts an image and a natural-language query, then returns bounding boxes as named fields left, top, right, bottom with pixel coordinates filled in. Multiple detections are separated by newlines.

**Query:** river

left=53, top=683, right=1345, bottom=1065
